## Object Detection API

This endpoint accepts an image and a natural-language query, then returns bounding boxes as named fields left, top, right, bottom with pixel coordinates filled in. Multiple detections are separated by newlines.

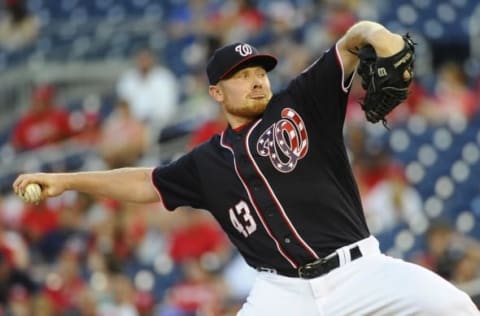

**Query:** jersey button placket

left=237, top=153, right=249, bottom=166
left=252, top=179, right=261, bottom=191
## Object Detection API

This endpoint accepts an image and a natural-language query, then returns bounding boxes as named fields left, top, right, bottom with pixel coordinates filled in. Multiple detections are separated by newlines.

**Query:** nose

left=253, top=76, right=263, bottom=89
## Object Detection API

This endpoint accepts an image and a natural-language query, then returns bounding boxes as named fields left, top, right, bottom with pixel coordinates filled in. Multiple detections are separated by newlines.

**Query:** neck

left=226, top=115, right=253, bottom=130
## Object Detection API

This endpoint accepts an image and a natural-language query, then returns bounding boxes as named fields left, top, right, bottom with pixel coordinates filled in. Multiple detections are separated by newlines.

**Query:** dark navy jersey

left=152, top=44, right=370, bottom=273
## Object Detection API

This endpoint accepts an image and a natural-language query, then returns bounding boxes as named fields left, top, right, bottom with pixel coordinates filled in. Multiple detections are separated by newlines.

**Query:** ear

left=208, top=85, right=224, bottom=103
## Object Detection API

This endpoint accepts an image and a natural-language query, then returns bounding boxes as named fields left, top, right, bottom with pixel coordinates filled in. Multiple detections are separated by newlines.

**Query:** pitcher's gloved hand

left=352, top=33, right=416, bottom=126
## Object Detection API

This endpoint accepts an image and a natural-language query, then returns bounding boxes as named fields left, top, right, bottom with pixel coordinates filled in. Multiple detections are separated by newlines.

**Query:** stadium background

left=0, top=0, right=479, bottom=315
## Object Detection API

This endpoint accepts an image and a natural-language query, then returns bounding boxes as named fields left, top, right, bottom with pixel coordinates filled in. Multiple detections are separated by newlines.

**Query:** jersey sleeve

left=287, top=43, right=354, bottom=133
left=151, top=151, right=204, bottom=211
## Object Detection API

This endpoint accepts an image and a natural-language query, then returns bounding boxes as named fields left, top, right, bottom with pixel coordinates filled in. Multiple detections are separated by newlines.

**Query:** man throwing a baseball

left=13, top=21, right=479, bottom=315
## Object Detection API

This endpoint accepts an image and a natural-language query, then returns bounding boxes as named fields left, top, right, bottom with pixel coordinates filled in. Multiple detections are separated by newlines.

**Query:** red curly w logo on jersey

left=257, top=108, right=308, bottom=173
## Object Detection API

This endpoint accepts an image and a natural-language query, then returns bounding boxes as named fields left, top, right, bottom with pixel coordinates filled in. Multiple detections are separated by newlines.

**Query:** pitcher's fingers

left=13, top=175, right=34, bottom=194
left=12, top=175, right=24, bottom=194
left=403, top=70, right=413, bottom=81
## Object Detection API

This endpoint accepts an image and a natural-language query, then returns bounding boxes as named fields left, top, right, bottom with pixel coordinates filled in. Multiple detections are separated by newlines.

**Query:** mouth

left=250, top=94, right=266, bottom=100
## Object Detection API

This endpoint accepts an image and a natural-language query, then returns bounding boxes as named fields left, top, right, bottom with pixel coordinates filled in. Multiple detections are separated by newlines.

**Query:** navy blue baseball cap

left=206, top=42, right=277, bottom=85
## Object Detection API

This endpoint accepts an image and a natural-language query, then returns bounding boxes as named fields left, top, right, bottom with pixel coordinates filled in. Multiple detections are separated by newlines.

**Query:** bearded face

left=215, top=66, right=273, bottom=121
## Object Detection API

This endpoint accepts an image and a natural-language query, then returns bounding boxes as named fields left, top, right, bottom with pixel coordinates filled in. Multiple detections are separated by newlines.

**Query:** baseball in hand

left=20, top=183, right=43, bottom=203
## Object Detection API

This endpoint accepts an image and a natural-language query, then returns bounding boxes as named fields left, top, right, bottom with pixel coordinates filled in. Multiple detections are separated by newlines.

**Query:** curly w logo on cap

left=206, top=42, right=277, bottom=85
left=235, top=44, right=254, bottom=57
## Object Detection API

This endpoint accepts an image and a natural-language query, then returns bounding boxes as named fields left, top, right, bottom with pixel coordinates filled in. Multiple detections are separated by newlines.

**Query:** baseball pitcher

left=14, top=21, right=479, bottom=315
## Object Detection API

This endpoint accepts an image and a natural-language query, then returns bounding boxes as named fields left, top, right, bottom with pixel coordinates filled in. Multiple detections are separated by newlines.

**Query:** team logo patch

left=257, top=108, right=308, bottom=173
left=235, top=44, right=253, bottom=57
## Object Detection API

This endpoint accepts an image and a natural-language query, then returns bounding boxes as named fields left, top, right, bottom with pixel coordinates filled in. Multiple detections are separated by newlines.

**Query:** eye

left=256, top=70, right=266, bottom=78
left=233, top=71, right=248, bottom=79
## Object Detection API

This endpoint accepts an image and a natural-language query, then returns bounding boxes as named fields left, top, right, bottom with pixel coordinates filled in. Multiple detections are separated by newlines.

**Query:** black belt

left=257, top=245, right=362, bottom=279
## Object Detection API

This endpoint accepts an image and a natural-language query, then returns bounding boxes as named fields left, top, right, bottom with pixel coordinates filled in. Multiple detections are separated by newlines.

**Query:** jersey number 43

left=229, top=200, right=257, bottom=237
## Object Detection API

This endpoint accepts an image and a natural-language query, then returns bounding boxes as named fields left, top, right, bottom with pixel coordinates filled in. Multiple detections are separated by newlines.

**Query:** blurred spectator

left=450, top=249, right=480, bottom=284
left=163, top=2, right=222, bottom=76
left=266, top=36, right=314, bottom=90
left=264, top=1, right=303, bottom=38
left=220, top=252, right=257, bottom=306
left=413, top=222, right=451, bottom=272
left=97, top=98, right=149, bottom=169
left=177, top=64, right=219, bottom=125
left=345, top=129, right=427, bottom=234
left=41, top=248, right=86, bottom=314
left=10, top=84, right=76, bottom=152
left=87, top=204, right=129, bottom=266
left=324, top=2, right=357, bottom=42
left=386, top=80, right=432, bottom=124
left=116, top=48, right=180, bottom=142
left=30, top=293, right=56, bottom=316
left=166, top=0, right=222, bottom=39
left=167, top=210, right=231, bottom=266
left=19, top=201, right=59, bottom=247
left=97, top=274, right=139, bottom=316
left=345, top=125, right=390, bottom=192
left=70, top=94, right=103, bottom=146
left=0, top=0, right=40, bottom=51
left=85, top=199, right=148, bottom=271
left=6, top=284, right=33, bottom=316
left=158, top=258, right=228, bottom=316
left=0, top=222, right=29, bottom=270
left=217, top=0, right=266, bottom=43
left=413, top=222, right=480, bottom=282
left=74, top=288, right=98, bottom=316
left=0, top=251, right=37, bottom=307
left=362, top=163, right=426, bottom=234
left=419, top=62, right=478, bottom=123
left=187, top=108, right=227, bottom=150
left=0, top=194, right=25, bottom=230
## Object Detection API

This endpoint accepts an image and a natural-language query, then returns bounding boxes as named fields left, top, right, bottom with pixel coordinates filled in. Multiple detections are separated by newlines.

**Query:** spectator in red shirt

left=41, top=248, right=86, bottom=314
left=97, top=98, right=149, bottom=168
left=168, top=211, right=230, bottom=264
left=11, top=84, right=75, bottom=152
left=187, top=110, right=227, bottom=150
left=19, top=201, right=59, bottom=245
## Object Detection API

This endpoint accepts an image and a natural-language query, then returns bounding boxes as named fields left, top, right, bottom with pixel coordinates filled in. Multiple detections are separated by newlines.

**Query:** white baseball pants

left=238, top=236, right=479, bottom=316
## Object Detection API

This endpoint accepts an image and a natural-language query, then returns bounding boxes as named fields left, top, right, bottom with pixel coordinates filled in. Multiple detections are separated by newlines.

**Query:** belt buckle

left=298, top=257, right=328, bottom=279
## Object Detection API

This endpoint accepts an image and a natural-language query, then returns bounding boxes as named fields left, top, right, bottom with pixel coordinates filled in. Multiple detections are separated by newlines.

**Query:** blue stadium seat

left=123, top=259, right=184, bottom=301
left=379, top=0, right=472, bottom=43
left=414, top=182, right=434, bottom=201
left=375, top=223, right=410, bottom=253
left=0, top=172, right=17, bottom=195
left=0, top=123, right=13, bottom=148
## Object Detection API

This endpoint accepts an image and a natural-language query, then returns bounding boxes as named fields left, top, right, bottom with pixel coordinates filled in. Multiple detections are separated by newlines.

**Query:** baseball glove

left=352, top=33, right=416, bottom=126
